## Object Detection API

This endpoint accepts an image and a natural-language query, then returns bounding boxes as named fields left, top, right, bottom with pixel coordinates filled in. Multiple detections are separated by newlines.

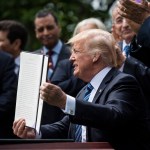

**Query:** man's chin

left=73, top=71, right=78, bottom=77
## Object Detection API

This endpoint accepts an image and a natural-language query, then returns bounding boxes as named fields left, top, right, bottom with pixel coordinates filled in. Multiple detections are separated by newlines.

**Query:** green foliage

left=0, top=0, right=111, bottom=51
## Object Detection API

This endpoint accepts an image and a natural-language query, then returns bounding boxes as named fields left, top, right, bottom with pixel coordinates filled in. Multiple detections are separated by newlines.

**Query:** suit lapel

left=76, top=85, right=87, bottom=100
left=92, top=68, right=119, bottom=103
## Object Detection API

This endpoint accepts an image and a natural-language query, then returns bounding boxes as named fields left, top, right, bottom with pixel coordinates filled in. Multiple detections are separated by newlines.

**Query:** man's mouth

left=73, top=64, right=77, bottom=70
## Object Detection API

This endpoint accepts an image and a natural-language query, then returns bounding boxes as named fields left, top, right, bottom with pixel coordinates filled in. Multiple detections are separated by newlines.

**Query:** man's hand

left=13, top=119, right=36, bottom=139
left=40, top=82, right=67, bottom=109
left=118, top=0, right=150, bottom=24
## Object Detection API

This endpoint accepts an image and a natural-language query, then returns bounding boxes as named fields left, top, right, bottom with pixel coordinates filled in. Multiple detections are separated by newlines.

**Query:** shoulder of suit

left=0, top=51, right=14, bottom=61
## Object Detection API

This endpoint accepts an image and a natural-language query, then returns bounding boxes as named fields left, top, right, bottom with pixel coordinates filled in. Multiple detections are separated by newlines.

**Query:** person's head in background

left=110, top=1, right=135, bottom=44
left=73, top=17, right=107, bottom=36
left=117, top=0, right=149, bottom=34
left=0, top=20, right=28, bottom=58
left=34, top=9, right=61, bottom=50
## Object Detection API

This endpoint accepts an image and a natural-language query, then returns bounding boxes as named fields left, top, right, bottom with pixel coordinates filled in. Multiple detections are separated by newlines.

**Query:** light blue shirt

left=42, top=40, right=63, bottom=78
left=15, top=55, right=20, bottom=75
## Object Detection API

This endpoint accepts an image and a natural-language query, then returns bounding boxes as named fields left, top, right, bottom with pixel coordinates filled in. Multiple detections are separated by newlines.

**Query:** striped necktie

left=123, top=45, right=130, bottom=57
left=75, top=83, right=93, bottom=142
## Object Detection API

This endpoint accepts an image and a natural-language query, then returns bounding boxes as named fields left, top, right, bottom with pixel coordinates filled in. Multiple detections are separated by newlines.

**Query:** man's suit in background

left=0, top=51, right=18, bottom=138
left=35, top=42, right=71, bottom=125
left=123, top=57, right=150, bottom=121
left=130, top=16, right=150, bottom=67
left=51, top=59, right=86, bottom=97
left=41, top=68, right=150, bottom=150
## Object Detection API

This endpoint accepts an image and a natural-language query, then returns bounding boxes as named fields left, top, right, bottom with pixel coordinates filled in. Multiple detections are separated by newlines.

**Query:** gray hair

left=73, top=18, right=107, bottom=36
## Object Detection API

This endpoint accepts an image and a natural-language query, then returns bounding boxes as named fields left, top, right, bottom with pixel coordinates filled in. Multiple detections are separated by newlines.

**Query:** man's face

left=0, top=31, right=15, bottom=55
left=69, top=42, right=93, bottom=82
left=34, top=14, right=60, bottom=48
left=121, top=18, right=135, bottom=43
left=112, top=8, right=135, bottom=43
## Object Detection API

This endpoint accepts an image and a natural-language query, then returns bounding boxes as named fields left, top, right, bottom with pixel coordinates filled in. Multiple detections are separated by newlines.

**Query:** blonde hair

left=68, top=29, right=124, bottom=68
left=73, top=18, right=106, bottom=36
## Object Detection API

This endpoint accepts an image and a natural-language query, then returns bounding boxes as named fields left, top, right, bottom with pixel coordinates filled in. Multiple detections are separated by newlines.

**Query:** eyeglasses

left=36, top=25, right=54, bottom=32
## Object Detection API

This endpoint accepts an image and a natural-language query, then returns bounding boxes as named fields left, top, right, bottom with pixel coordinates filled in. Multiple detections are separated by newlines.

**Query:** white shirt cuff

left=63, top=95, right=75, bottom=115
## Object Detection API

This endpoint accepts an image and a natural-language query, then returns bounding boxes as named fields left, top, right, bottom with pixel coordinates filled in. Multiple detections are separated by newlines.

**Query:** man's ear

left=93, top=52, right=101, bottom=62
left=13, top=39, right=21, bottom=51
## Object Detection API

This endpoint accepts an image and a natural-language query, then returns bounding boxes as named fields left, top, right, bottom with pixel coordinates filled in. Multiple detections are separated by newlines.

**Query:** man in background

left=0, top=50, right=18, bottom=138
left=117, top=0, right=150, bottom=67
left=110, top=1, right=135, bottom=57
left=34, top=9, right=71, bottom=125
left=0, top=20, right=28, bottom=75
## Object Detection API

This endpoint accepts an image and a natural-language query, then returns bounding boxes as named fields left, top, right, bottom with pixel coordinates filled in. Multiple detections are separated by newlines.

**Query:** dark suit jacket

left=35, top=42, right=71, bottom=125
left=123, top=57, right=150, bottom=119
left=41, top=68, right=150, bottom=150
left=0, top=51, right=18, bottom=138
left=130, top=16, right=150, bottom=67
left=51, top=59, right=86, bottom=97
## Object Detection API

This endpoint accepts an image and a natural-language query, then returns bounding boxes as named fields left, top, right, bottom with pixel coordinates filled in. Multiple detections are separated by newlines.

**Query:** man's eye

left=115, top=18, right=123, bottom=24
left=37, top=27, right=44, bottom=32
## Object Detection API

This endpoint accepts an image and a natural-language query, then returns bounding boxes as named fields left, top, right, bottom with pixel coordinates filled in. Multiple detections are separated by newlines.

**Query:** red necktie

left=48, top=50, right=53, bottom=69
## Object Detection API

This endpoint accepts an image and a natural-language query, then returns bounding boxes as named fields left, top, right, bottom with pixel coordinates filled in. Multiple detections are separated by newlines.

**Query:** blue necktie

left=75, top=83, right=93, bottom=142
left=123, top=45, right=130, bottom=57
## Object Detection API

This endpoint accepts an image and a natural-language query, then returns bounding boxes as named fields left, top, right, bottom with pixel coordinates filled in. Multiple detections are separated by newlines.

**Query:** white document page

left=15, top=52, right=44, bottom=129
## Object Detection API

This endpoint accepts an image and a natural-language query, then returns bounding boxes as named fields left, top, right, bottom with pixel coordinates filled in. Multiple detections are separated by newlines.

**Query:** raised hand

left=118, top=0, right=150, bottom=24
left=40, top=82, right=67, bottom=109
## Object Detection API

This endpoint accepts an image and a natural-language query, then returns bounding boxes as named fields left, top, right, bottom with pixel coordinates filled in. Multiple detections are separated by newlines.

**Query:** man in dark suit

left=33, top=9, right=71, bottom=125
left=123, top=56, right=150, bottom=122
left=0, top=50, right=18, bottom=138
left=13, top=29, right=150, bottom=150
left=0, top=20, right=28, bottom=75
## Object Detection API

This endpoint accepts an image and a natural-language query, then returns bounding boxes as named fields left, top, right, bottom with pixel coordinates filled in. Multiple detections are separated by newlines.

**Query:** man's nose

left=69, top=53, right=75, bottom=61
left=122, top=18, right=129, bottom=27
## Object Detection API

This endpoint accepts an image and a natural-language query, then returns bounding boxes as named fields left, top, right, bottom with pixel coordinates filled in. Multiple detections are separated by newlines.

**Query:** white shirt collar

left=90, top=67, right=112, bottom=92
left=42, top=40, right=62, bottom=55
left=123, top=40, right=130, bottom=50
left=15, top=55, right=20, bottom=66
